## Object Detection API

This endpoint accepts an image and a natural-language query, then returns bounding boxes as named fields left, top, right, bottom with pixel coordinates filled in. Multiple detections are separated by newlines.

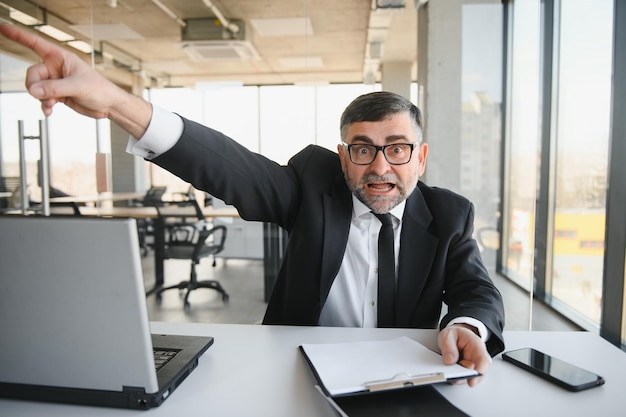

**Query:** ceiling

left=0, top=0, right=417, bottom=89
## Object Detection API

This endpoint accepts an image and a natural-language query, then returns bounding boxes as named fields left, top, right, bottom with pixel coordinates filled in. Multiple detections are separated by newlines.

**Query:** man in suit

left=0, top=23, right=504, bottom=385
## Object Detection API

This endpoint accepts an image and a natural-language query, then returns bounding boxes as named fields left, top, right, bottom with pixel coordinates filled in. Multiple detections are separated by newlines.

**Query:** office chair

left=133, top=186, right=167, bottom=256
left=134, top=185, right=167, bottom=206
left=154, top=198, right=229, bottom=308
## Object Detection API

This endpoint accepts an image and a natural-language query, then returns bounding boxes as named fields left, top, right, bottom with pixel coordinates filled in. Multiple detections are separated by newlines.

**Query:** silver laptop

left=0, top=215, right=213, bottom=409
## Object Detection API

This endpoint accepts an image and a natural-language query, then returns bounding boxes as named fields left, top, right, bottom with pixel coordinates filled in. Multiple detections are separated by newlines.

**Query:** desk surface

left=75, top=205, right=240, bottom=219
left=1, top=324, right=624, bottom=417
left=49, top=191, right=145, bottom=204
left=4, top=205, right=240, bottom=218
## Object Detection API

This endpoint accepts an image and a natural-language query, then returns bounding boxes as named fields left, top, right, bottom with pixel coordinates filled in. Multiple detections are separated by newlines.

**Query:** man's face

left=337, top=112, right=428, bottom=214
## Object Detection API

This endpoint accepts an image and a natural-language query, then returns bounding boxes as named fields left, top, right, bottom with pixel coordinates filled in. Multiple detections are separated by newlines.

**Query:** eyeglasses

left=342, top=142, right=418, bottom=165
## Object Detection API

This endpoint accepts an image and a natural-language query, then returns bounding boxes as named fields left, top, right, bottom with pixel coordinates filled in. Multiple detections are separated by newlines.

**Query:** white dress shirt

left=126, top=106, right=489, bottom=341
left=317, top=197, right=488, bottom=341
left=126, top=106, right=183, bottom=159
left=318, top=197, right=404, bottom=327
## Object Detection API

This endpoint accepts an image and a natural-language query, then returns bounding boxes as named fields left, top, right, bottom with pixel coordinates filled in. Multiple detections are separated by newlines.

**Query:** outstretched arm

left=0, top=23, right=152, bottom=139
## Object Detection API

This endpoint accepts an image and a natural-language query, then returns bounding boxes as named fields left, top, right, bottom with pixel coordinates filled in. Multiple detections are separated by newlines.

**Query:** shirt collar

left=351, top=195, right=406, bottom=222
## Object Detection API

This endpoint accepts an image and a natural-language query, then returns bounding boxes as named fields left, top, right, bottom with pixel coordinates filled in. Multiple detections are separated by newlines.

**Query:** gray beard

left=345, top=173, right=411, bottom=214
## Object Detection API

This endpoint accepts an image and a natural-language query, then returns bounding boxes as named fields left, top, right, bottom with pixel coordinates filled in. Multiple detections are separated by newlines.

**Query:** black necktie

left=373, top=212, right=395, bottom=327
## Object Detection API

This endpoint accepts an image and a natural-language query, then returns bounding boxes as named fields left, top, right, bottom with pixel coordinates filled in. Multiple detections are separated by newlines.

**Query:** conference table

left=1, top=323, right=624, bottom=416
left=49, top=191, right=146, bottom=206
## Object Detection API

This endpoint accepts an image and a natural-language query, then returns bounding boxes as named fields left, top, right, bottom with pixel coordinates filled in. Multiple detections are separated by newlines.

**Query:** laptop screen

left=0, top=216, right=159, bottom=393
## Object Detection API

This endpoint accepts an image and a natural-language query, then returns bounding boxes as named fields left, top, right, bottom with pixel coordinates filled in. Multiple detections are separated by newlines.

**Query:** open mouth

left=367, top=182, right=396, bottom=193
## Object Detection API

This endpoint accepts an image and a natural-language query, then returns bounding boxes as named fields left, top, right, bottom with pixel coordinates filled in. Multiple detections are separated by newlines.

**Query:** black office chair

left=154, top=198, right=229, bottom=308
left=134, top=186, right=167, bottom=256
left=137, top=186, right=167, bottom=207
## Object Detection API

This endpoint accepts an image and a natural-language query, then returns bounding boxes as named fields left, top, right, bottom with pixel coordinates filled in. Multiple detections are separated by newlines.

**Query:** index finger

left=0, top=23, right=60, bottom=59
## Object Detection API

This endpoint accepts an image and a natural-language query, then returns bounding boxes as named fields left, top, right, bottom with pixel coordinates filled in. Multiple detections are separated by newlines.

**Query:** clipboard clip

left=364, top=372, right=447, bottom=392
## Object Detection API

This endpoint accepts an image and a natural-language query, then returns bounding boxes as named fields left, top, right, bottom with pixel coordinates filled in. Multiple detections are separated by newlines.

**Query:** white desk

left=48, top=191, right=145, bottom=205
left=1, top=323, right=624, bottom=417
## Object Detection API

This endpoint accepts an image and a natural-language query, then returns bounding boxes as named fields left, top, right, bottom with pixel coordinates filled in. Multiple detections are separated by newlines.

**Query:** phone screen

left=502, top=348, right=605, bottom=391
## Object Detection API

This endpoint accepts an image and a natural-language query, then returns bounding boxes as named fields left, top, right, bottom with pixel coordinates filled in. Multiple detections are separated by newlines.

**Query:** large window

left=502, top=0, right=618, bottom=337
left=461, top=2, right=503, bottom=267
left=549, top=0, right=613, bottom=325
left=0, top=92, right=102, bottom=202
left=502, top=0, right=540, bottom=290
left=146, top=83, right=376, bottom=193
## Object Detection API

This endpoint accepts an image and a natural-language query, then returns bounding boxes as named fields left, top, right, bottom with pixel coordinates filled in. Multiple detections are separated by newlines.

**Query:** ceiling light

left=36, top=25, right=74, bottom=42
left=8, top=8, right=41, bottom=25
left=67, top=40, right=93, bottom=54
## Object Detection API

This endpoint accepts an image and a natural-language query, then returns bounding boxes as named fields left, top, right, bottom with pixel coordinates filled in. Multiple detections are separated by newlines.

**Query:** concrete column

left=416, top=0, right=462, bottom=192
left=110, top=121, right=147, bottom=193
left=110, top=73, right=148, bottom=193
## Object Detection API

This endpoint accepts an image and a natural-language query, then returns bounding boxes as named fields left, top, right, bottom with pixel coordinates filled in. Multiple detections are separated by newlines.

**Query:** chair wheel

left=184, top=301, right=191, bottom=309
left=222, top=294, right=229, bottom=302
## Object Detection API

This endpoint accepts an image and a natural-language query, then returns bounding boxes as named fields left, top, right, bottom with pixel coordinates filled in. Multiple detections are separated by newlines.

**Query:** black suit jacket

left=153, top=117, right=505, bottom=356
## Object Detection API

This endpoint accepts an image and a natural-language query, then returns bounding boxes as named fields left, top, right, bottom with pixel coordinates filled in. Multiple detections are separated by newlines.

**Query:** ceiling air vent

left=180, top=18, right=260, bottom=61
left=181, top=40, right=259, bottom=61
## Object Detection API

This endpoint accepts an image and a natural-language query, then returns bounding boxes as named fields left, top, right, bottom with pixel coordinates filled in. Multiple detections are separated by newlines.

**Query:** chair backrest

left=178, top=224, right=227, bottom=260
left=157, top=199, right=227, bottom=261
left=142, top=186, right=167, bottom=206
left=196, top=225, right=227, bottom=255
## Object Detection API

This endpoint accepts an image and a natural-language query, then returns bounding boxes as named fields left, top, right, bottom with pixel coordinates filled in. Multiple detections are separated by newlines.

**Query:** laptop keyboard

left=153, top=348, right=180, bottom=371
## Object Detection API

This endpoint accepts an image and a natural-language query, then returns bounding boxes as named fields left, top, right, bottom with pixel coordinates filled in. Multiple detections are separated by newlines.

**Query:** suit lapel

left=396, top=186, right=438, bottom=327
left=319, top=176, right=353, bottom=304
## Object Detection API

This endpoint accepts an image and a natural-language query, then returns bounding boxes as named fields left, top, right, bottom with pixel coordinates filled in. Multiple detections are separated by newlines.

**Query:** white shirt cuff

left=126, top=106, right=184, bottom=160
left=446, top=317, right=491, bottom=342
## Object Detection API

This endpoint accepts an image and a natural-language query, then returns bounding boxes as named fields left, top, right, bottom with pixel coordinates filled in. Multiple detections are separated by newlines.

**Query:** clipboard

left=299, top=337, right=475, bottom=416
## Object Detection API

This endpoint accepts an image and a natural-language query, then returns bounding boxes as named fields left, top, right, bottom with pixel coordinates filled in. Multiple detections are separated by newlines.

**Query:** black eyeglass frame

left=341, top=141, right=419, bottom=165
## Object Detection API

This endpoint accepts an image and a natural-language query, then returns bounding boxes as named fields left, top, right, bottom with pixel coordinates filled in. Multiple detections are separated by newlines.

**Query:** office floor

left=141, top=253, right=581, bottom=332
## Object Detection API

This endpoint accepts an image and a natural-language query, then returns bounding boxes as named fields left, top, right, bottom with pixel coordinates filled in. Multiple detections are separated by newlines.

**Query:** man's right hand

left=0, top=23, right=152, bottom=139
